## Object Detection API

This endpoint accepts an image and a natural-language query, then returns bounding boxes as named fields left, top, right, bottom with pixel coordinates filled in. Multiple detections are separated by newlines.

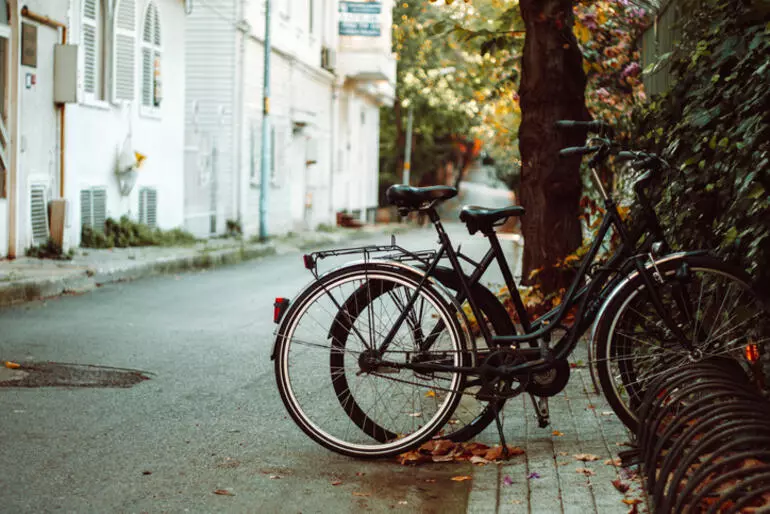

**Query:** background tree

left=517, top=0, right=589, bottom=291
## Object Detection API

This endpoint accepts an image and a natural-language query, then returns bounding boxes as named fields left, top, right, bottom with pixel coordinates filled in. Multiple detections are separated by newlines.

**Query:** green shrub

left=630, top=0, right=770, bottom=289
left=81, top=216, right=198, bottom=249
left=26, top=238, right=74, bottom=260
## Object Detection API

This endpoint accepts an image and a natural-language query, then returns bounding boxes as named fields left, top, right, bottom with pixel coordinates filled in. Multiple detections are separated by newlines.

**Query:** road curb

left=0, top=225, right=409, bottom=309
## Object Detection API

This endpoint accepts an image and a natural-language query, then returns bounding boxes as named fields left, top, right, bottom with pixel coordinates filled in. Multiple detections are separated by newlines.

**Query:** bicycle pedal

left=537, top=416, right=550, bottom=429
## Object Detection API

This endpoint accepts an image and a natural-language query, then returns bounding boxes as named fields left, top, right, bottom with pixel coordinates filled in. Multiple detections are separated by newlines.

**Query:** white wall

left=63, top=0, right=186, bottom=248
left=183, top=0, right=237, bottom=237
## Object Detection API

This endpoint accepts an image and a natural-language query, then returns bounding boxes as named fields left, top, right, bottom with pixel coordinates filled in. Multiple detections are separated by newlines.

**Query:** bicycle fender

left=589, top=250, right=710, bottom=349
left=270, top=260, right=475, bottom=360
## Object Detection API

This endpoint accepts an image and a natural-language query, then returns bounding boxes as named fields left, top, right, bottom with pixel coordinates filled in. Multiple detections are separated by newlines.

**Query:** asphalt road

left=0, top=222, right=521, bottom=514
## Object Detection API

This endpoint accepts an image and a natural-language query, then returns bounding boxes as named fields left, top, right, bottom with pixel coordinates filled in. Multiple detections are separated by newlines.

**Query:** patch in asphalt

left=0, top=362, right=152, bottom=388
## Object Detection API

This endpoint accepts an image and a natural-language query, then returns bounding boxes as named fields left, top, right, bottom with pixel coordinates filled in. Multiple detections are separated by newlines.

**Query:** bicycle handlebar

left=555, top=120, right=613, bottom=136
left=558, top=145, right=601, bottom=158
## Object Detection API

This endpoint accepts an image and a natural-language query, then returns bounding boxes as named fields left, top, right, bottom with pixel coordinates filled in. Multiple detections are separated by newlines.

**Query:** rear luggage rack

left=302, top=235, right=438, bottom=277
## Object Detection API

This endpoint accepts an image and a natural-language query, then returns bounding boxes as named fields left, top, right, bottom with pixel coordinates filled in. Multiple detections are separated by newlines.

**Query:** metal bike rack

left=628, top=359, right=770, bottom=513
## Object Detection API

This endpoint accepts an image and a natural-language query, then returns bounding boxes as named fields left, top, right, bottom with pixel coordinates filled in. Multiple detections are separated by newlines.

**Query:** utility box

left=54, top=44, right=78, bottom=104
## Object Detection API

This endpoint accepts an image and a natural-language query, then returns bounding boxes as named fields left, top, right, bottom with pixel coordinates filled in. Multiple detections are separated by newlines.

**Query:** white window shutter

left=82, top=0, right=98, bottom=96
left=112, top=0, right=136, bottom=102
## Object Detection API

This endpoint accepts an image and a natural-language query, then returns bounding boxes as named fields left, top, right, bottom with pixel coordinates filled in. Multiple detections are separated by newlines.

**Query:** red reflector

left=303, top=255, right=314, bottom=269
left=746, top=343, right=760, bottom=363
left=274, top=298, right=287, bottom=323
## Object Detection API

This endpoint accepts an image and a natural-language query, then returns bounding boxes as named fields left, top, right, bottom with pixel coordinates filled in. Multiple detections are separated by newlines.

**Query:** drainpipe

left=20, top=6, right=67, bottom=199
left=258, top=0, right=272, bottom=241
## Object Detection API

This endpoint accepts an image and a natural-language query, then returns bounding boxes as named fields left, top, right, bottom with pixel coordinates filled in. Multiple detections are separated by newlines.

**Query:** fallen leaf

left=397, top=450, right=430, bottom=465
left=4, top=361, right=20, bottom=369
left=601, top=411, right=614, bottom=416
left=576, top=468, right=596, bottom=476
left=420, top=439, right=455, bottom=456
left=559, top=461, right=571, bottom=466
left=353, top=492, right=371, bottom=497
left=558, top=451, right=569, bottom=457
left=612, top=479, right=630, bottom=493
left=552, top=430, right=564, bottom=437
left=470, top=456, right=490, bottom=465
left=425, top=390, right=437, bottom=398
left=574, top=454, right=600, bottom=462
left=485, top=445, right=525, bottom=461
left=503, top=475, right=514, bottom=486
left=432, top=454, right=455, bottom=463
left=398, top=500, right=408, bottom=505
left=451, top=475, right=473, bottom=482
left=511, top=500, right=522, bottom=505
left=605, top=458, right=622, bottom=466
left=586, top=405, right=595, bottom=410
left=527, top=472, right=541, bottom=480
left=408, top=412, right=423, bottom=418
left=142, top=470, right=152, bottom=475
left=622, top=499, right=642, bottom=505
left=213, top=489, right=235, bottom=496
left=268, top=475, right=281, bottom=480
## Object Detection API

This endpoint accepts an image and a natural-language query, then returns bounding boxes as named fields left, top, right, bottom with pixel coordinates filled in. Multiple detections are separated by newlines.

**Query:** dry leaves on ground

left=552, top=430, right=565, bottom=437
left=574, top=453, right=600, bottom=462
left=396, top=440, right=524, bottom=466
left=612, top=479, right=630, bottom=493
left=622, top=499, right=642, bottom=505
left=331, top=480, right=343, bottom=486
left=3, top=361, right=20, bottom=369
left=576, top=468, right=596, bottom=476
left=213, top=489, right=235, bottom=496
left=451, top=475, right=473, bottom=482
left=352, top=492, right=371, bottom=497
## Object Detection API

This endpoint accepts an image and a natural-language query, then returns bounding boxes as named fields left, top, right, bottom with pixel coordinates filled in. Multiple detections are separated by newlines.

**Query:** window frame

left=81, top=0, right=110, bottom=106
left=139, top=0, right=162, bottom=118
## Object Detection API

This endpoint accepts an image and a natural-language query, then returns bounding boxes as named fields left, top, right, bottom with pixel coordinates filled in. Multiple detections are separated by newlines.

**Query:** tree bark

left=518, top=0, right=589, bottom=292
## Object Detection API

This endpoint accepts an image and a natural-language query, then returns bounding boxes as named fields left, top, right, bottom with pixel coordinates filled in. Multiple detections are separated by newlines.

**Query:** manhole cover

left=0, top=362, right=152, bottom=388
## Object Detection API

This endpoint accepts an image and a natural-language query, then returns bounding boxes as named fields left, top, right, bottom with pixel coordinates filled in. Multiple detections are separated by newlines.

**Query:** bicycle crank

left=476, top=348, right=530, bottom=401
left=525, top=358, right=570, bottom=397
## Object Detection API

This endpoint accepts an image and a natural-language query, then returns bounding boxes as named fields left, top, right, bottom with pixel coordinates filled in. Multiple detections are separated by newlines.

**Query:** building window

left=112, top=0, right=137, bottom=102
left=82, top=0, right=108, bottom=102
left=141, top=1, right=162, bottom=112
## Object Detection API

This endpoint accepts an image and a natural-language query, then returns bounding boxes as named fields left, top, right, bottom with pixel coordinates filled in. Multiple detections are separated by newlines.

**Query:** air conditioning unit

left=321, top=46, right=336, bottom=72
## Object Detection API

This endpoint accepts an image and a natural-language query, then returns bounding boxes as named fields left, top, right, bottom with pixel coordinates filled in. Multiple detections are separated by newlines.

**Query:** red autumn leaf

left=612, top=479, right=630, bottom=493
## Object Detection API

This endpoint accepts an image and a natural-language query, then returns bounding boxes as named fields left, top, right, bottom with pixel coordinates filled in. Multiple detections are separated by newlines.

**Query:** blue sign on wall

left=339, top=2, right=381, bottom=37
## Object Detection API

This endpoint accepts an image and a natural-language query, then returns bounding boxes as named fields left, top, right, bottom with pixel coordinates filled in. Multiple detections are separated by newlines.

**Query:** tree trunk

left=518, top=0, right=589, bottom=292
left=395, top=101, right=404, bottom=181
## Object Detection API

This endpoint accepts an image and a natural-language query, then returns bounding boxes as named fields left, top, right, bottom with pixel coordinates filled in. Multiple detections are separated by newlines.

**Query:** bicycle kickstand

left=530, top=394, right=551, bottom=428
left=492, top=401, right=510, bottom=459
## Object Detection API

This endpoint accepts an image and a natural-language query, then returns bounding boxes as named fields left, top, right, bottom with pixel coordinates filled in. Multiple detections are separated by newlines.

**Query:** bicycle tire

left=274, top=262, right=468, bottom=458
left=594, top=254, right=769, bottom=431
left=329, top=265, right=516, bottom=443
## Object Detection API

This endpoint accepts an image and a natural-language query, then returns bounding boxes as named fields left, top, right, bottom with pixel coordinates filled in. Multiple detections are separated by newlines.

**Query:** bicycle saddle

left=460, top=205, right=525, bottom=235
left=386, top=185, right=457, bottom=211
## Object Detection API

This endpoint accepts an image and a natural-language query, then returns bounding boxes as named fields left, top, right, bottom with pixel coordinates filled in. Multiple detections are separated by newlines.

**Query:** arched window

left=112, top=0, right=137, bottom=102
left=141, top=1, right=162, bottom=112
left=82, top=0, right=108, bottom=101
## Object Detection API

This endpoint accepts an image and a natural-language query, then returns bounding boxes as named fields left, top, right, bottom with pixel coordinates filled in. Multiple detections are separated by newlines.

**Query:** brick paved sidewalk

left=466, top=344, right=649, bottom=514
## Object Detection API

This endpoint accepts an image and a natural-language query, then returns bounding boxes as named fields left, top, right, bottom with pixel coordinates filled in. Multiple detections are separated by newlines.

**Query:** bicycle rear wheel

left=595, top=255, right=770, bottom=431
left=332, top=266, right=516, bottom=443
left=274, top=263, right=468, bottom=458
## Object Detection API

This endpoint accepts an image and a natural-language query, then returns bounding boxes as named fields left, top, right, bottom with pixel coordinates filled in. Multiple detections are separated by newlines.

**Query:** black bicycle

left=272, top=121, right=769, bottom=458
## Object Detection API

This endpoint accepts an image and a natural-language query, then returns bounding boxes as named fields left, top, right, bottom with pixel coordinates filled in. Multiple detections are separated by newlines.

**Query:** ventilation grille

left=30, top=185, right=49, bottom=245
left=139, top=187, right=157, bottom=228
left=80, top=187, right=107, bottom=231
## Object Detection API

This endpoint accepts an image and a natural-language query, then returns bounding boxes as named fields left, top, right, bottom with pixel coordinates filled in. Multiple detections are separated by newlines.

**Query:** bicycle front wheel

left=274, top=263, right=468, bottom=458
left=594, top=255, right=770, bottom=431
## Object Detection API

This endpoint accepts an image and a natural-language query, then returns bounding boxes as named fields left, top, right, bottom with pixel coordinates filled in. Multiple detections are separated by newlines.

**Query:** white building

left=183, top=0, right=395, bottom=237
left=0, top=0, right=186, bottom=258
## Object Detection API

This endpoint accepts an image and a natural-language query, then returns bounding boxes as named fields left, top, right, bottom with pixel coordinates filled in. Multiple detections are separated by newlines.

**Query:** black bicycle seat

left=386, top=185, right=457, bottom=211
left=459, top=205, right=525, bottom=235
